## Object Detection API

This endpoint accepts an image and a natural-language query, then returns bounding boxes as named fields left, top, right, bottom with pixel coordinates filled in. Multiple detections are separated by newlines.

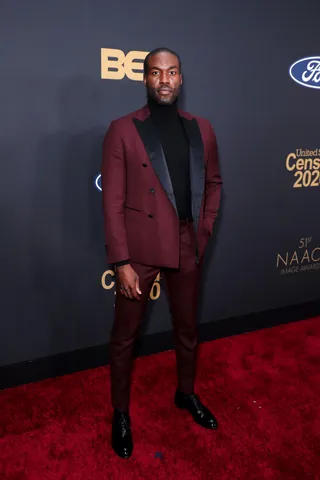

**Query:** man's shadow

left=31, top=77, right=113, bottom=357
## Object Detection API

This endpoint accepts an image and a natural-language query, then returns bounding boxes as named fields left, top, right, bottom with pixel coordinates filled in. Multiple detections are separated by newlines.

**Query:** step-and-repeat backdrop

left=1, top=0, right=320, bottom=366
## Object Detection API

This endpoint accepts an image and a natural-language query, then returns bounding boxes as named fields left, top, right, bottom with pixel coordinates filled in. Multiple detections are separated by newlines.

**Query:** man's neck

left=147, top=96, right=178, bottom=117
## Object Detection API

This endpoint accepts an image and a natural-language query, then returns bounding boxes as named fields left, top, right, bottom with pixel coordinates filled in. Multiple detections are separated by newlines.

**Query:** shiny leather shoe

left=111, top=409, right=133, bottom=459
left=174, top=390, right=218, bottom=430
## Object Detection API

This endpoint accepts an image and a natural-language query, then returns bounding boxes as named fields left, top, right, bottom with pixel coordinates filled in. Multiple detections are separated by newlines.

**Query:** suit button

left=149, top=188, right=155, bottom=194
left=142, top=163, right=147, bottom=167
left=148, top=214, right=153, bottom=218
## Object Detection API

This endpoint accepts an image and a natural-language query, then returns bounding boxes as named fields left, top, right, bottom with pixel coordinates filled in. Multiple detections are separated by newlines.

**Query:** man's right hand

left=116, top=264, right=142, bottom=301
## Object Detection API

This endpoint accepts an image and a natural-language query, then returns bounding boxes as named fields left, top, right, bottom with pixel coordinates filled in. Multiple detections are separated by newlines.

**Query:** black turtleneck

left=114, top=99, right=192, bottom=268
left=148, top=97, right=192, bottom=221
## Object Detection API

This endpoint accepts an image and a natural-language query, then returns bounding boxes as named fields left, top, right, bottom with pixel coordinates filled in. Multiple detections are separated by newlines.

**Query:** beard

left=146, top=84, right=180, bottom=105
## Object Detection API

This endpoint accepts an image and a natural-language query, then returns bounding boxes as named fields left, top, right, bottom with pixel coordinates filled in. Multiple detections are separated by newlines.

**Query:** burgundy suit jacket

left=101, top=104, right=222, bottom=268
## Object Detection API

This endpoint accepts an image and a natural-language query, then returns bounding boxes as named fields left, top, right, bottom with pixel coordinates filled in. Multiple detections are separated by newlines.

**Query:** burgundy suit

left=101, top=104, right=222, bottom=411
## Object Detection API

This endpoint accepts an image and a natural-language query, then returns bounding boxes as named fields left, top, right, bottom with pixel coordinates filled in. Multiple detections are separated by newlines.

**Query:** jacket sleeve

left=204, top=122, right=222, bottom=229
left=101, top=120, right=130, bottom=263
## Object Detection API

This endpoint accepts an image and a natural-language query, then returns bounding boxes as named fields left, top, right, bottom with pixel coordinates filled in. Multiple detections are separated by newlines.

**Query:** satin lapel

left=180, top=117, right=205, bottom=233
left=133, top=117, right=178, bottom=216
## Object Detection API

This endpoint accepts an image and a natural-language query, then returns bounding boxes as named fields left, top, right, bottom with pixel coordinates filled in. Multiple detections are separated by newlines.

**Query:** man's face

left=144, top=51, right=182, bottom=105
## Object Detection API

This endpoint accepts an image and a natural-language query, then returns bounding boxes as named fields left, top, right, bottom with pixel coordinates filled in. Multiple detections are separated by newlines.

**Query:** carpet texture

left=0, top=316, right=320, bottom=479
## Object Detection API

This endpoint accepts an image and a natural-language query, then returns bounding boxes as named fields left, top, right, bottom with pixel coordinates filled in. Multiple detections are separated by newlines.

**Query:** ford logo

left=289, top=57, right=320, bottom=89
left=94, top=173, right=102, bottom=192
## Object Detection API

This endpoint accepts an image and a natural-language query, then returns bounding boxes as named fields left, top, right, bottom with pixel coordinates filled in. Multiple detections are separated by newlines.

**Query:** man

left=101, top=47, right=222, bottom=459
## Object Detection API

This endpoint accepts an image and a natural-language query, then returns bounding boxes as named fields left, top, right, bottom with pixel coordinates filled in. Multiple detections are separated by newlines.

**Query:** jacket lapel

left=133, top=116, right=178, bottom=215
left=180, top=117, right=205, bottom=233
left=132, top=111, right=205, bottom=232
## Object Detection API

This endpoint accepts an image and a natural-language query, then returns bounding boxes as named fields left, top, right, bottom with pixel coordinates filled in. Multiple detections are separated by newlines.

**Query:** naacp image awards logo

left=276, top=237, right=320, bottom=275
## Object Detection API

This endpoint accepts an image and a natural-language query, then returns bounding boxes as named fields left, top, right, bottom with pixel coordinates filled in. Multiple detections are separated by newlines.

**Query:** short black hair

left=143, top=47, right=182, bottom=75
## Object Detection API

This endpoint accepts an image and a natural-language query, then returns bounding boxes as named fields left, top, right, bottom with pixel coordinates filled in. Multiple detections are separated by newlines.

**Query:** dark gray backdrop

left=1, top=0, right=320, bottom=367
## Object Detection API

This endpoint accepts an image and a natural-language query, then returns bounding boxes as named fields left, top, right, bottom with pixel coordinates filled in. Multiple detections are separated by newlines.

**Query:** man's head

left=143, top=48, right=182, bottom=105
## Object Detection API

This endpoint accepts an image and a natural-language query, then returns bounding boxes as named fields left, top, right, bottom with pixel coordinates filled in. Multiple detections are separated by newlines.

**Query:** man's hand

left=116, top=264, right=142, bottom=300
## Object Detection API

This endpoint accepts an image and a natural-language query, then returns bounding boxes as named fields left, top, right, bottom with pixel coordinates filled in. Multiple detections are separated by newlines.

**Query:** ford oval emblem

left=94, top=173, right=102, bottom=191
left=289, top=57, right=320, bottom=89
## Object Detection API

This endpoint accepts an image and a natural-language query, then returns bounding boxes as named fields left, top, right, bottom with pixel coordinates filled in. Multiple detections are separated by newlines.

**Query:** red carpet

left=1, top=317, right=320, bottom=479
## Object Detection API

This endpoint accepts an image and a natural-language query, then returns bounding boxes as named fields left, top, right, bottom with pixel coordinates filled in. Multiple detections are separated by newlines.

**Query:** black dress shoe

left=174, top=390, right=218, bottom=430
left=111, top=409, right=133, bottom=459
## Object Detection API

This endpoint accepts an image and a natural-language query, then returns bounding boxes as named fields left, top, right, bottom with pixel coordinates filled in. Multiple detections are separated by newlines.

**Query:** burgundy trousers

left=109, top=220, right=203, bottom=412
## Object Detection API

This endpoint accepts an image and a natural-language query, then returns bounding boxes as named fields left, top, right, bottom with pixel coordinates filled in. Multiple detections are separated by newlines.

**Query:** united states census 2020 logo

left=94, top=173, right=102, bottom=192
left=289, top=57, right=320, bottom=89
